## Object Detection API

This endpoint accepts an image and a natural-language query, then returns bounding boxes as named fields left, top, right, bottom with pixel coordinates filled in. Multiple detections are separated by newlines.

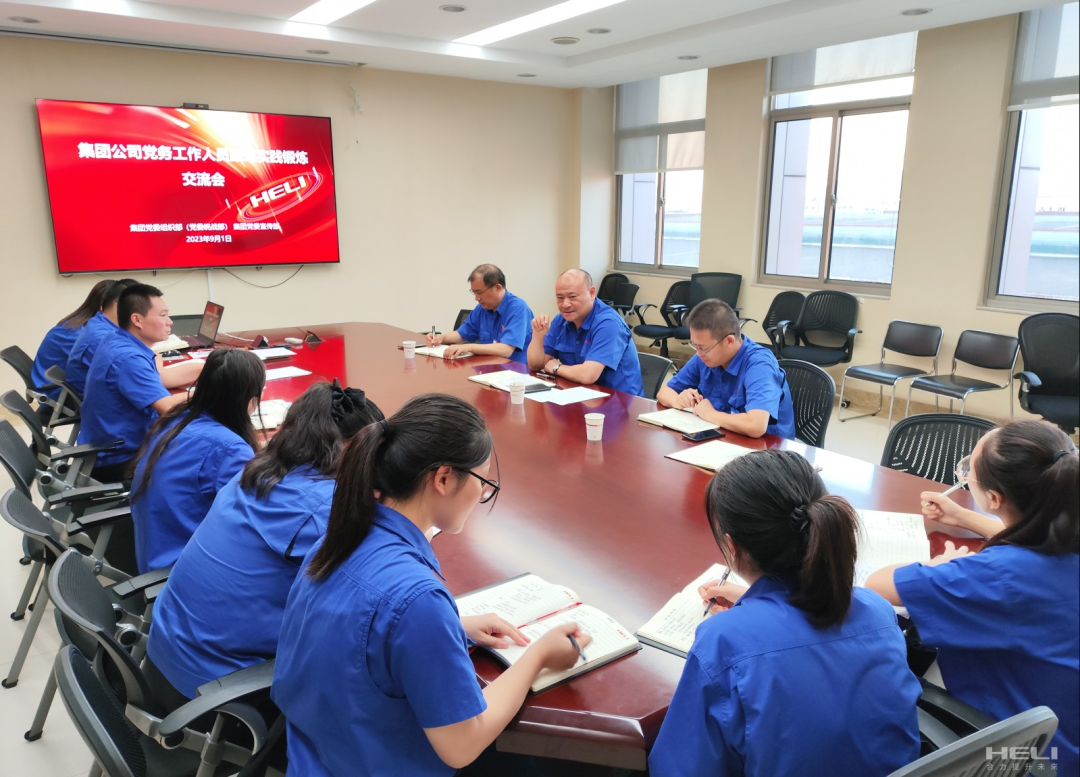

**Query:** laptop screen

left=198, top=302, right=224, bottom=342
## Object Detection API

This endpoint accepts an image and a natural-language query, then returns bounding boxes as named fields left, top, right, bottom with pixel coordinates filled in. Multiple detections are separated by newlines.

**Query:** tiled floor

left=0, top=403, right=897, bottom=776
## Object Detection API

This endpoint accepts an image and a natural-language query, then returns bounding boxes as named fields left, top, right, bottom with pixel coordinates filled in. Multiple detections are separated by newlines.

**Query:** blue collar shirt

left=65, top=311, right=118, bottom=397
left=77, top=328, right=170, bottom=467
left=456, top=290, right=533, bottom=364
left=650, top=576, right=921, bottom=777
left=543, top=298, right=644, bottom=396
left=272, top=503, right=486, bottom=777
left=31, top=322, right=83, bottom=401
left=665, top=336, right=796, bottom=439
left=147, top=467, right=334, bottom=698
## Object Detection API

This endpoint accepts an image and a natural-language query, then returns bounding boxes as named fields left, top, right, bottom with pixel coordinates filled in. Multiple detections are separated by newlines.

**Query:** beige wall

left=0, top=35, right=575, bottom=396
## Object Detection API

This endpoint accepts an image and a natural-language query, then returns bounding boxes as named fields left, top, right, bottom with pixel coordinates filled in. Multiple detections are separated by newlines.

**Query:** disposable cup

left=584, top=412, right=604, bottom=442
left=402, top=340, right=416, bottom=358
left=509, top=381, right=526, bottom=404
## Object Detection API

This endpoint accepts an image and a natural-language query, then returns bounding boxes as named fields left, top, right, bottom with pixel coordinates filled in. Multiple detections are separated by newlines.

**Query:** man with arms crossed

left=657, top=299, right=795, bottom=439
left=425, top=264, right=533, bottom=364
left=528, top=269, right=644, bottom=397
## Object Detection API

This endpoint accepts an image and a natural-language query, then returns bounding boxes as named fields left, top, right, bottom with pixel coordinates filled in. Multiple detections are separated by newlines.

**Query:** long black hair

left=705, top=449, right=858, bottom=629
left=977, top=420, right=1078, bottom=555
left=240, top=380, right=384, bottom=500
left=131, top=349, right=265, bottom=499
left=58, top=280, right=111, bottom=329
left=307, top=393, right=491, bottom=581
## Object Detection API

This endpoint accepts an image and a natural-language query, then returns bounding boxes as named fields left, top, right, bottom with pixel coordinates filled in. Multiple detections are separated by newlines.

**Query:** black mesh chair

left=1, top=389, right=78, bottom=468
left=611, top=282, right=640, bottom=318
left=452, top=308, right=472, bottom=332
left=632, top=281, right=691, bottom=358
left=1, top=344, right=47, bottom=405
left=778, top=360, right=835, bottom=448
left=770, top=291, right=860, bottom=366
left=597, top=273, right=628, bottom=306
left=639, top=352, right=674, bottom=401
left=744, top=290, right=804, bottom=353
left=1015, top=313, right=1079, bottom=433
left=671, top=272, right=745, bottom=341
left=839, top=321, right=944, bottom=428
left=43, top=365, right=84, bottom=438
left=880, top=413, right=997, bottom=485
left=907, top=330, right=1019, bottom=417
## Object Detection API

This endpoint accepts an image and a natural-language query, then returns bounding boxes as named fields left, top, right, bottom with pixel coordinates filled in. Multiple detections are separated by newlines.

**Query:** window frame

left=757, top=96, right=911, bottom=296
left=985, top=108, right=1080, bottom=313
left=614, top=167, right=701, bottom=277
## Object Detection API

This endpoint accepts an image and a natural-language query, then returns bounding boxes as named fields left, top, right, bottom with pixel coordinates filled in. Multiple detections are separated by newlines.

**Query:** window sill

left=751, top=277, right=892, bottom=300
left=978, top=299, right=1080, bottom=316
left=613, top=265, right=695, bottom=279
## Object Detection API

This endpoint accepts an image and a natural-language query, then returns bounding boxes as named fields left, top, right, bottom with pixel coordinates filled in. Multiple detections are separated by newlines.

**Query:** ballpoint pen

left=922, top=481, right=965, bottom=508
left=430, top=325, right=436, bottom=346
left=567, top=633, right=587, bottom=662
left=703, top=568, right=732, bottom=618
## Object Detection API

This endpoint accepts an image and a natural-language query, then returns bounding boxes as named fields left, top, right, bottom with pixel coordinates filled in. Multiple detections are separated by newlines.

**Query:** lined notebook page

left=638, top=408, right=719, bottom=434
left=455, top=575, right=580, bottom=628
left=665, top=440, right=755, bottom=471
left=637, top=564, right=748, bottom=656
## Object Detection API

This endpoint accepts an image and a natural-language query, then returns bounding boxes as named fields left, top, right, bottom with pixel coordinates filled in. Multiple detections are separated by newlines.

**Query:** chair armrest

left=917, top=707, right=961, bottom=751
left=1014, top=370, right=1042, bottom=391
left=196, top=659, right=276, bottom=699
left=158, top=700, right=268, bottom=753
left=45, top=483, right=128, bottom=506
left=159, top=660, right=277, bottom=743
left=741, top=317, right=758, bottom=324
left=66, top=505, right=132, bottom=535
left=631, top=303, right=655, bottom=328
left=108, top=565, right=172, bottom=600
left=917, top=678, right=996, bottom=734
left=48, top=440, right=122, bottom=462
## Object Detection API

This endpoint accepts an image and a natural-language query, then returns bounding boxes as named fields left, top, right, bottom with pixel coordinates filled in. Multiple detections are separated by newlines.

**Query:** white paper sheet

left=265, top=366, right=311, bottom=381
left=525, top=386, right=609, bottom=405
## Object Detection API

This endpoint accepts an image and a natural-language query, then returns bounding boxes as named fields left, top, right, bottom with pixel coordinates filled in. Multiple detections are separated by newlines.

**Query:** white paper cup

left=584, top=413, right=605, bottom=441
left=509, top=381, right=526, bottom=404
left=402, top=340, right=416, bottom=358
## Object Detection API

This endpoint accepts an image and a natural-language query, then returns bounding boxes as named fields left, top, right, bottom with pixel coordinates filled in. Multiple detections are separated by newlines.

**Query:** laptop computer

left=179, top=301, right=224, bottom=348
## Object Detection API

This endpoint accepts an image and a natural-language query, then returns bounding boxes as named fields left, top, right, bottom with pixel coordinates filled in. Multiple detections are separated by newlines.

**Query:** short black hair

left=468, top=264, right=506, bottom=289
left=117, top=283, right=164, bottom=331
left=686, top=299, right=741, bottom=343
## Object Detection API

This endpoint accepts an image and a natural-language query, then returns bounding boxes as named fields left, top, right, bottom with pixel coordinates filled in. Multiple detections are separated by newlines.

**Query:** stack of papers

left=251, top=347, right=295, bottom=361
left=664, top=440, right=755, bottom=471
left=252, top=399, right=292, bottom=430
left=526, top=386, right=609, bottom=405
left=265, top=366, right=311, bottom=381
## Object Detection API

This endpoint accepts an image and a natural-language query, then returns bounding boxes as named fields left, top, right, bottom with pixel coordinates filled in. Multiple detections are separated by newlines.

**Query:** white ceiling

left=0, top=0, right=1058, bottom=87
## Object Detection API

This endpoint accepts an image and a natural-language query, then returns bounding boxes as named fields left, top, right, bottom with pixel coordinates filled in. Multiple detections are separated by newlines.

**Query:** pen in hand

left=922, top=481, right=965, bottom=508
left=703, top=568, right=732, bottom=618
left=430, top=325, right=436, bottom=347
left=568, top=633, right=587, bottom=663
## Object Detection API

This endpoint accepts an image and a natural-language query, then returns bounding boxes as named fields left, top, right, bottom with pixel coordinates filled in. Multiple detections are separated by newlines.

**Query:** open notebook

left=638, top=407, right=720, bottom=435
left=854, top=510, right=932, bottom=587
left=455, top=574, right=640, bottom=692
left=636, top=564, right=748, bottom=657
left=467, top=371, right=554, bottom=393
left=664, top=440, right=755, bottom=472
left=414, top=344, right=473, bottom=359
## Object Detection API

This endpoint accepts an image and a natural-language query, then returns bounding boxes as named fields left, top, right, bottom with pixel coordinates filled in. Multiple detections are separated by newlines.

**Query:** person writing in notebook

left=425, top=264, right=533, bottom=363
left=64, top=278, right=138, bottom=397
left=527, top=268, right=644, bottom=397
left=656, top=299, right=794, bottom=439
left=650, top=450, right=920, bottom=776
left=272, top=393, right=589, bottom=776
left=866, top=421, right=1079, bottom=774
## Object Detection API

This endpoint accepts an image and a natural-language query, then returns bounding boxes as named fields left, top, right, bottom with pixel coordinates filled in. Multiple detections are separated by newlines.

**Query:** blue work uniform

left=456, top=290, right=533, bottom=365
left=147, top=467, right=334, bottom=698
left=895, top=545, right=1080, bottom=773
left=665, top=336, right=796, bottom=439
left=543, top=299, right=644, bottom=396
left=65, top=311, right=117, bottom=397
left=31, top=322, right=83, bottom=401
left=649, top=576, right=921, bottom=777
left=272, top=504, right=486, bottom=777
left=130, top=414, right=253, bottom=574
left=77, top=328, right=170, bottom=468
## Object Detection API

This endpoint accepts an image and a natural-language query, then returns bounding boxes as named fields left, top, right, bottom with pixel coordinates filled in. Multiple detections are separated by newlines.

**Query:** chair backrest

left=794, top=290, right=859, bottom=347
left=1017, top=313, right=1080, bottom=396
left=0, top=419, right=41, bottom=497
left=597, top=273, right=628, bottom=304
left=660, top=281, right=693, bottom=327
left=778, top=360, right=836, bottom=448
left=0, top=488, right=67, bottom=557
left=689, top=272, right=741, bottom=309
left=883, top=321, right=944, bottom=360
left=1, top=344, right=37, bottom=394
left=953, top=329, right=1019, bottom=372
left=763, top=291, right=805, bottom=331
left=612, top=282, right=640, bottom=309
left=888, top=706, right=1058, bottom=777
left=1, top=389, right=51, bottom=459
left=45, top=364, right=83, bottom=408
left=638, top=352, right=674, bottom=401
left=54, top=645, right=145, bottom=777
left=880, top=413, right=997, bottom=485
left=452, top=308, right=472, bottom=331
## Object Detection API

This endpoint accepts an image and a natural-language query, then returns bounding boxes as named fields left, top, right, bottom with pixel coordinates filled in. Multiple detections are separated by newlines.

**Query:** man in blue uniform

left=65, top=278, right=137, bottom=396
left=425, top=264, right=532, bottom=364
left=527, top=269, right=644, bottom=397
left=657, top=299, right=795, bottom=439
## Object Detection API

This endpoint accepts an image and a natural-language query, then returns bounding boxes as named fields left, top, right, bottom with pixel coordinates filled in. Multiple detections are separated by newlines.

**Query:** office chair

left=597, top=273, right=628, bottom=306
left=638, top=352, right=675, bottom=401
left=43, top=365, right=84, bottom=438
left=839, top=320, right=944, bottom=428
left=778, top=360, right=835, bottom=448
left=2, top=344, right=56, bottom=418
left=1, top=389, right=78, bottom=468
left=632, top=281, right=692, bottom=358
left=671, top=272, right=744, bottom=341
left=452, top=308, right=472, bottom=332
left=769, top=290, right=860, bottom=366
left=611, top=282, right=640, bottom=318
left=1015, top=313, right=1079, bottom=433
left=744, top=290, right=804, bottom=353
left=907, top=330, right=1019, bottom=417
left=880, top=413, right=997, bottom=485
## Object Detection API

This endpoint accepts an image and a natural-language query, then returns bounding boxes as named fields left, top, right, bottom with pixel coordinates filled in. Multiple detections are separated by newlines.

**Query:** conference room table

left=222, top=321, right=980, bottom=770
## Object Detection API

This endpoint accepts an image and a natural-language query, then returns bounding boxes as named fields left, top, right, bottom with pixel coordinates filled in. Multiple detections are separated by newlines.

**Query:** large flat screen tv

left=36, top=99, right=340, bottom=274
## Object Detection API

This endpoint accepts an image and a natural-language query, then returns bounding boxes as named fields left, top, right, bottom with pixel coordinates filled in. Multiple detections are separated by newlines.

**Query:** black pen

left=703, top=568, right=732, bottom=618
left=567, top=633, right=586, bottom=662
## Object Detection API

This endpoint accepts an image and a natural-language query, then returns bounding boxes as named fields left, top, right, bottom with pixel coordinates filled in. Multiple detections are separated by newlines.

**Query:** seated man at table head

left=527, top=268, right=644, bottom=397
left=656, top=299, right=795, bottom=439
left=65, top=277, right=139, bottom=397
left=425, top=264, right=533, bottom=363
left=650, top=449, right=921, bottom=776
left=77, top=283, right=204, bottom=483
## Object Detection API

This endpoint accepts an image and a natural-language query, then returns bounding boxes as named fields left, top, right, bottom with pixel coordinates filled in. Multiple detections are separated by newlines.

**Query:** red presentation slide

left=36, top=99, right=340, bottom=273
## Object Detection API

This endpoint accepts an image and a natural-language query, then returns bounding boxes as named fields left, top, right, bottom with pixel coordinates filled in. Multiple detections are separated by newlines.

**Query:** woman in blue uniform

left=650, top=450, right=921, bottom=777
left=271, top=393, right=589, bottom=777
left=867, top=420, right=1079, bottom=773
left=129, top=348, right=264, bottom=573
left=146, top=380, right=382, bottom=700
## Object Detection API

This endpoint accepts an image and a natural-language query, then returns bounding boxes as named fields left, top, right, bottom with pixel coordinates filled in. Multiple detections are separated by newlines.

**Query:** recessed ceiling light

left=290, top=0, right=379, bottom=25
left=587, top=28, right=610, bottom=34
left=901, top=8, right=932, bottom=15
left=306, top=49, right=331, bottom=55
left=677, top=55, right=699, bottom=60
left=440, top=4, right=467, bottom=12
left=552, top=36, right=579, bottom=45
left=455, top=0, right=628, bottom=47
left=518, top=73, right=537, bottom=78
left=8, top=16, right=40, bottom=23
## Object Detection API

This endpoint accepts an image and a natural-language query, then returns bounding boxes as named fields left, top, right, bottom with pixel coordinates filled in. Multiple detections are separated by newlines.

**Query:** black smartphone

left=524, top=384, right=552, bottom=393
left=683, top=428, right=725, bottom=442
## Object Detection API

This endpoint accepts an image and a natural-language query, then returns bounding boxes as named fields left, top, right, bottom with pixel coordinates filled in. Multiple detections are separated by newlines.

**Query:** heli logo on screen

left=238, top=170, right=324, bottom=221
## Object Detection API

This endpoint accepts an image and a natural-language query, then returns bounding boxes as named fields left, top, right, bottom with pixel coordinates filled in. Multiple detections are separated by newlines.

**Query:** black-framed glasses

left=470, top=285, right=494, bottom=298
left=689, top=332, right=737, bottom=356
left=458, top=469, right=501, bottom=503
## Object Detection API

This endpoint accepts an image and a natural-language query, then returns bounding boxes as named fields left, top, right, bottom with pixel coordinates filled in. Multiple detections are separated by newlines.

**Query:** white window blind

left=614, top=70, right=707, bottom=174
left=770, top=32, right=916, bottom=95
left=1009, top=2, right=1080, bottom=110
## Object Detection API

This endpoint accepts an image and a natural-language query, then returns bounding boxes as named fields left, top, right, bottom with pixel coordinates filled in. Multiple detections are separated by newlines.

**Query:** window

left=760, top=33, right=916, bottom=291
left=989, top=3, right=1079, bottom=308
left=615, top=71, right=707, bottom=272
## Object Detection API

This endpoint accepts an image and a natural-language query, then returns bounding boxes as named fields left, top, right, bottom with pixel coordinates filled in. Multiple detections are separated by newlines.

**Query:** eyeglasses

left=456, top=468, right=501, bottom=504
left=955, top=454, right=974, bottom=485
left=690, top=333, right=736, bottom=356
left=470, top=285, right=493, bottom=298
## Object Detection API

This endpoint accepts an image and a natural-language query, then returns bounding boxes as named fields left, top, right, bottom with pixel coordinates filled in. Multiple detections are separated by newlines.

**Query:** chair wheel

left=2, top=679, right=17, bottom=689
left=10, top=612, right=24, bottom=620
left=840, top=400, right=851, bottom=409
left=24, top=730, right=42, bottom=741
left=19, top=556, right=31, bottom=566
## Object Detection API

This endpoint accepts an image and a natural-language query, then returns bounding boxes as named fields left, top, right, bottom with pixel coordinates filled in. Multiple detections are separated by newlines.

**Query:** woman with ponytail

left=867, top=420, right=1079, bottom=773
left=30, top=279, right=112, bottom=410
left=145, top=379, right=382, bottom=702
left=650, top=449, right=921, bottom=777
left=272, top=393, right=589, bottom=777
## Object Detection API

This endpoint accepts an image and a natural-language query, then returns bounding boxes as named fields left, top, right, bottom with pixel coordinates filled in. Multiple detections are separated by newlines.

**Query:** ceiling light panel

left=290, top=0, right=380, bottom=25
left=454, top=0, right=628, bottom=46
